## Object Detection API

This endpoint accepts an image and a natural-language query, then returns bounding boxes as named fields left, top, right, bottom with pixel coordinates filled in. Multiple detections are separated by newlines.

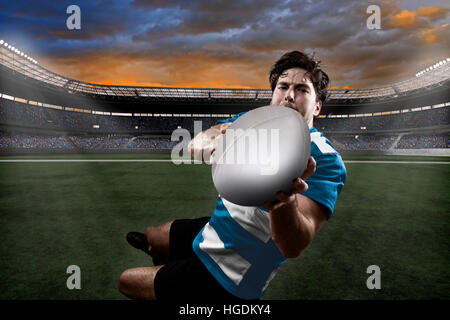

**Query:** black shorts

left=153, top=217, right=244, bottom=301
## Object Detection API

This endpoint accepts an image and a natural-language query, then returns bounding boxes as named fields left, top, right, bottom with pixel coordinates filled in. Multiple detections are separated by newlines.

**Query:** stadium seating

left=0, top=98, right=448, bottom=153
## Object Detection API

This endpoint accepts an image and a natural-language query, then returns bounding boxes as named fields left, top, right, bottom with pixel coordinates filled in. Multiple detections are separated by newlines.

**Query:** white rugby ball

left=211, top=105, right=311, bottom=206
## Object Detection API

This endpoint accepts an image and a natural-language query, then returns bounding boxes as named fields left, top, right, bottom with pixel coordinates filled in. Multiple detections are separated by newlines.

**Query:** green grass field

left=0, top=154, right=449, bottom=300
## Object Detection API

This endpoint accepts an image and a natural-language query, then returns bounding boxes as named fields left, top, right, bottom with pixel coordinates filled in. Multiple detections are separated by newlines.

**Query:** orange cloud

left=377, top=65, right=392, bottom=71
left=386, top=5, right=449, bottom=29
left=422, top=30, right=438, bottom=45
left=389, top=9, right=417, bottom=28
left=418, top=23, right=449, bottom=45
left=417, top=6, right=449, bottom=19
left=38, top=51, right=268, bottom=89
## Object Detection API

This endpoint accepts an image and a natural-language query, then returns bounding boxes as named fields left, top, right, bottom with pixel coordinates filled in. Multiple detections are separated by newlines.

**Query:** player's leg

left=126, top=221, right=173, bottom=265
left=118, top=258, right=241, bottom=301
left=144, top=218, right=209, bottom=262
left=118, top=265, right=163, bottom=300
left=126, top=217, right=210, bottom=263
left=145, top=220, right=173, bottom=258
left=120, top=217, right=242, bottom=301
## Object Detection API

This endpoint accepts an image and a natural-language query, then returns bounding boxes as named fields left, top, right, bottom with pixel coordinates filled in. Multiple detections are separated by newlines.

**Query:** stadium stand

left=315, top=107, right=448, bottom=132
left=1, top=96, right=448, bottom=153
left=396, top=133, right=448, bottom=149
left=0, top=99, right=223, bottom=134
left=0, top=132, right=74, bottom=150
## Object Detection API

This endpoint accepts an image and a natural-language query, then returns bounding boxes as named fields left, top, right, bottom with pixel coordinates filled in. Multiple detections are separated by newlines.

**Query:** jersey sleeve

left=301, top=137, right=347, bottom=218
left=215, top=112, right=247, bottom=125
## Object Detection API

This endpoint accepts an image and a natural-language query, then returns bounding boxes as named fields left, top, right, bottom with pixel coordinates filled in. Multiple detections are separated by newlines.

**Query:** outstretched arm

left=263, top=157, right=330, bottom=258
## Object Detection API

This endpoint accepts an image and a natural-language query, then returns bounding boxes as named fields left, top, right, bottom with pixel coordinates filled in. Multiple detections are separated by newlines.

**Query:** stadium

left=1, top=39, right=448, bottom=156
left=0, top=37, right=449, bottom=302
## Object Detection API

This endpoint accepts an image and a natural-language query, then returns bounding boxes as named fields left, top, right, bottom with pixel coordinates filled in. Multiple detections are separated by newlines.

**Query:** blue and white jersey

left=192, top=112, right=347, bottom=299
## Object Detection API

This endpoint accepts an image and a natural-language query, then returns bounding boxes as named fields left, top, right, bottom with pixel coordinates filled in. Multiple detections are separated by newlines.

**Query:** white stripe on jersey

left=221, top=198, right=272, bottom=243
left=199, top=222, right=252, bottom=285
left=311, top=132, right=336, bottom=154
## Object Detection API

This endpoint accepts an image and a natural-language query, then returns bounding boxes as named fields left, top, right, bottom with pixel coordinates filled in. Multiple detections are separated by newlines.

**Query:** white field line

left=0, top=159, right=174, bottom=163
left=343, top=160, right=449, bottom=164
left=0, top=159, right=449, bottom=164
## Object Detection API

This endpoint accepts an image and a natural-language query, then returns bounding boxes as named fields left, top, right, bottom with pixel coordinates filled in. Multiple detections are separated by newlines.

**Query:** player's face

left=270, top=68, right=322, bottom=128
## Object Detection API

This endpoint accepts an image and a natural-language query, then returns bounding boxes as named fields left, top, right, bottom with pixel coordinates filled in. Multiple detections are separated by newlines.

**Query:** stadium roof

left=1, top=40, right=449, bottom=103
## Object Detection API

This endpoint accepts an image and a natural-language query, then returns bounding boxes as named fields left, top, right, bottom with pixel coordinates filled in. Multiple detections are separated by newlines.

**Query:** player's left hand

left=263, top=156, right=316, bottom=211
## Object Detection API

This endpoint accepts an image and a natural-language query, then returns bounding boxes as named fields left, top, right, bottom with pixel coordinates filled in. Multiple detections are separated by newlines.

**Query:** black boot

left=126, top=232, right=164, bottom=265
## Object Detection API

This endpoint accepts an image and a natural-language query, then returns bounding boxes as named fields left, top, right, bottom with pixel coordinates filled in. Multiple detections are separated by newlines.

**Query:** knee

left=145, top=225, right=162, bottom=246
left=118, top=269, right=133, bottom=297
left=117, top=267, right=160, bottom=300
left=145, top=221, right=173, bottom=246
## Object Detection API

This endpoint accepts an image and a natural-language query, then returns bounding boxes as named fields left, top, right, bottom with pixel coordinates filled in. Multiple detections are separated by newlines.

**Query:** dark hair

left=269, top=51, right=330, bottom=103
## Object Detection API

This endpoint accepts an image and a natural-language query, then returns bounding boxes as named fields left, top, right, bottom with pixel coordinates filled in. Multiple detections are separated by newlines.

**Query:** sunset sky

left=0, top=0, right=448, bottom=89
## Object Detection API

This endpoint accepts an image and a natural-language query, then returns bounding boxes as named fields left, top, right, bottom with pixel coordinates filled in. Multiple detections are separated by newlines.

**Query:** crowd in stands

left=0, top=132, right=178, bottom=151
left=69, top=135, right=131, bottom=149
left=68, top=135, right=177, bottom=150
left=396, top=134, right=448, bottom=149
left=0, top=99, right=222, bottom=133
left=328, top=133, right=448, bottom=150
left=2, top=98, right=447, bottom=134
left=329, top=135, right=398, bottom=151
left=1, top=131, right=447, bottom=152
left=0, top=132, right=74, bottom=149
left=315, top=107, right=448, bottom=132
left=128, top=137, right=177, bottom=149
left=0, top=98, right=448, bottom=152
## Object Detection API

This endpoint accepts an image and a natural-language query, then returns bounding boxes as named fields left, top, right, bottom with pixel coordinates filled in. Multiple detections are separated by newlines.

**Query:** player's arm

left=187, top=123, right=231, bottom=158
left=263, top=157, right=330, bottom=258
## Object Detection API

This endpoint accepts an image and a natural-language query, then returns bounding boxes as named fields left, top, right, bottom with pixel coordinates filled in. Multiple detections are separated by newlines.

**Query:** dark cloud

left=0, top=1, right=134, bottom=43
left=1, top=0, right=448, bottom=89
left=132, top=0, right=278, bottom=43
